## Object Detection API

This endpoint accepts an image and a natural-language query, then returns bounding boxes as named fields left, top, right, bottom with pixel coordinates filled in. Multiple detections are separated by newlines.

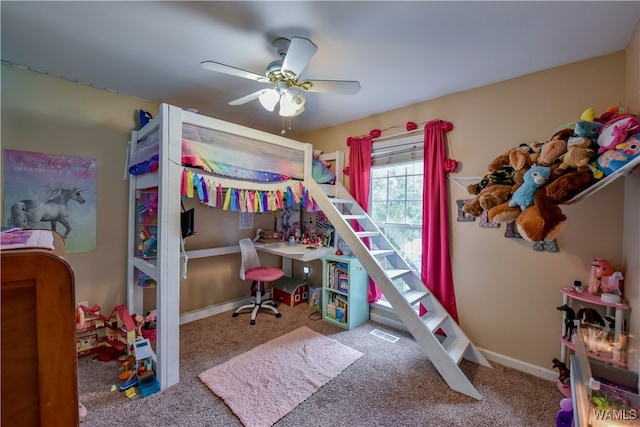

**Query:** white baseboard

left=479, top=348, right=557, bottom=382
left=179, top=295, right=256, bottom=325
left=370, top=310, right=557, bottom=383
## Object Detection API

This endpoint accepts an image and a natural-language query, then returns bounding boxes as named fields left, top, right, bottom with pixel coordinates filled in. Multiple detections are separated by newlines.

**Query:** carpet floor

left=78, top=303, right=562, bottom=426
left=199, top=326, right=362, bottom=426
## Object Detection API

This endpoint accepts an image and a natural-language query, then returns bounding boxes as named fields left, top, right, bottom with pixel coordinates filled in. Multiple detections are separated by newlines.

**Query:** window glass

left=370, top=160, right=423, bottom=280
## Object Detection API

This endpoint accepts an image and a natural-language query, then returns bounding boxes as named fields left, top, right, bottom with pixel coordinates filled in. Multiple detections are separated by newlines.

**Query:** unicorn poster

left=3, top=149, right=97, bottom=253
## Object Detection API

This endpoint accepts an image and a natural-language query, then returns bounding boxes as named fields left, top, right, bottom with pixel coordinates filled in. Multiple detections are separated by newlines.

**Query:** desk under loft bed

left=125, top=104, right=344, bottom=389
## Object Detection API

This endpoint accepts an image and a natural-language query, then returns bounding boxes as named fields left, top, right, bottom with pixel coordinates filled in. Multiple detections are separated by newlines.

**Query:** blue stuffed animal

left=509, top=166, right=551, bottom=211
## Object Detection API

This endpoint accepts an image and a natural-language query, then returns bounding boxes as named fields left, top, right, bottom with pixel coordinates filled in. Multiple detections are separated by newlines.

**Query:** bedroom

left=1, top=1, right=639, bottom=425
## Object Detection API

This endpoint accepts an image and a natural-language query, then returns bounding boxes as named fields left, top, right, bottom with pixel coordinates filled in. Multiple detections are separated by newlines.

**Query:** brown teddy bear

left=556, top=136, right=595, bottom=174
left=463, top=183, right=514, bottom=217
left=463, top=153, right=516, bottom=217
left=516, top=170, right=594, bottom=242
left=487, top=167, right=593, bottom=236
left=463, top=147, right=535, bottom=218
left=537, top=128, right=573, bottom=167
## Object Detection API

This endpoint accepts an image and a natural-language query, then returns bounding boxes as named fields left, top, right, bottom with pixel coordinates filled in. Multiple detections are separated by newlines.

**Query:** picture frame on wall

left=3, top=149, right=97, bottom=253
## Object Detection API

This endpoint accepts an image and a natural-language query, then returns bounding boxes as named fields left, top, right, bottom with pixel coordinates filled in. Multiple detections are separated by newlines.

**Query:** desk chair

left=233, top=238, right=284, bottom=325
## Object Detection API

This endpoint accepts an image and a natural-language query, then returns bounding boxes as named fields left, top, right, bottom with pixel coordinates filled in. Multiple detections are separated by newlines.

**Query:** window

left=370, top=160, right=423, bottom=277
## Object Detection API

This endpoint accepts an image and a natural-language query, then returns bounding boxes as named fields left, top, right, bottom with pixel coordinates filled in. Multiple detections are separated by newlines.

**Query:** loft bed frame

left=125, top=104, right=344, bottom=390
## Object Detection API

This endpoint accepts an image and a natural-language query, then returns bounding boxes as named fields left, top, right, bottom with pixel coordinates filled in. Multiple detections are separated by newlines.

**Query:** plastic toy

left=556, top=304, right=576, bottom=341
left=600, top=271, right=624, bottom=296
left=552, top=358, right=570, bottom=384
left=588, top=258, right=615, bottom=295
left=138, top=229, right=157, bottom=258
left=556, top=398, right=573, bottom=427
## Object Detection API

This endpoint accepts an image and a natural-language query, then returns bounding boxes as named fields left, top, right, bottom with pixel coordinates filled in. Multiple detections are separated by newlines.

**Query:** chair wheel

left=275, top=313, right=282, bottom=318
left=250, top=320, right=256, bottom=325
left=232, top=312, right=239, bottom=317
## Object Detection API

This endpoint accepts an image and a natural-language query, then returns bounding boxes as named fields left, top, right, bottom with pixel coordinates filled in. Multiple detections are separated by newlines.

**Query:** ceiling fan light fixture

left=258, top=89, right=280, bottom=112
left=279, top=89, right=306, bottom=117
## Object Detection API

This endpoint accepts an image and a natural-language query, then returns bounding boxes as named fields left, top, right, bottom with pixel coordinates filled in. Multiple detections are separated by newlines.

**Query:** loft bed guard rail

left=125, top=104, right=342, bottom=391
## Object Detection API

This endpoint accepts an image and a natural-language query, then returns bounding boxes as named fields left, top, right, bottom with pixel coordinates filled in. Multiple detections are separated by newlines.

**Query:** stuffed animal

left=509, top=142, right=543, bottom=170
left=573, top=120, right=603, bottom=144
left=509, top=166, right=551, bottom=211
left=463, top=153, right=522, bottom=217
left=463, top=183, right=514, bottom=217
left=595, top=105, right=620, bottom=124
left=596, top=133, right=640, bottom=176
left=465, top=153, right=514, bottom=195
left=515, top=170, right=593, bottom=242
left=545, top=168, right=594, bottom=202
left=537, top=129, right=573, bottom=167
left=556, top=136, right=595, bottom=173
left=597, top=114, right=640, bottom=154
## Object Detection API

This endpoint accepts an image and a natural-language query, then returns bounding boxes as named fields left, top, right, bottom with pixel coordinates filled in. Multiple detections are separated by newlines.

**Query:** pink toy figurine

left=600, top=271, right=624, bottom=296
left=588, top=258, right=614, bottom=295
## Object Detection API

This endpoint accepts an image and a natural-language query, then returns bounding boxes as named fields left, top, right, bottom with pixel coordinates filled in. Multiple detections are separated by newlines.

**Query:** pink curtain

left=421, top=120, right=458, bottom=322
left=347, top=135, right=382, bottom=302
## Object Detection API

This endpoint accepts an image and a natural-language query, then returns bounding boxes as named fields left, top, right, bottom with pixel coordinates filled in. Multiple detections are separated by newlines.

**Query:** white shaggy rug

left=198, top=326, right=362, bottom=427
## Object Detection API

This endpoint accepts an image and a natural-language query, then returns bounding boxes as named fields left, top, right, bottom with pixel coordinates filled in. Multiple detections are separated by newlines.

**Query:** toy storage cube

left=271, top=277, right=308, bottom=307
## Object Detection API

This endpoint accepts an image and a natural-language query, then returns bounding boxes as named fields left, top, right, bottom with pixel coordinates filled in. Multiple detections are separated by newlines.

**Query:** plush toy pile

left=463, top=106, right=640, bottom=242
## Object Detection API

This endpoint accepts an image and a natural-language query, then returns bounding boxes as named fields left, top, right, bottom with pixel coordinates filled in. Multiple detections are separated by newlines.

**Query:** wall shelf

left=566, top=155, right=640, bottom=204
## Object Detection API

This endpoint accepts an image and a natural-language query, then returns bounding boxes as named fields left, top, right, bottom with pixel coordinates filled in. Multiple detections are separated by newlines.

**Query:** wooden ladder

left=307, top=180, right=491, bottom=400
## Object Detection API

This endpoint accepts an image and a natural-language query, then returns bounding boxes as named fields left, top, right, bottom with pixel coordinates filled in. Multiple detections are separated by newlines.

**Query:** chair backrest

left=239, top=238, right=261, bottom=280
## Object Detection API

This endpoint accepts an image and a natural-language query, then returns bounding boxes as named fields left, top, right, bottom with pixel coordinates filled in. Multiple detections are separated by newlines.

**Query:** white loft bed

left=125, top=103, right=344, bottom=390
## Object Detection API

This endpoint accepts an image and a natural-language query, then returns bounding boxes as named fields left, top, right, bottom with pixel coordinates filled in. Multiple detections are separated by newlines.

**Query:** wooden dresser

left=1, top=231, right=79, bottom=426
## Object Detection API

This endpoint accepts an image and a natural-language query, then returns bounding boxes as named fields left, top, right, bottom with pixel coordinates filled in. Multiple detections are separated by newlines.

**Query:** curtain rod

left=372, top=127, right=423, bottom=142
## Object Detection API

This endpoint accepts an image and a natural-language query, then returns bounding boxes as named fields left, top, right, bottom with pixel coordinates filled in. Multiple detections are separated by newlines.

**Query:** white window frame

left=370, top=134, right=424, bottom=277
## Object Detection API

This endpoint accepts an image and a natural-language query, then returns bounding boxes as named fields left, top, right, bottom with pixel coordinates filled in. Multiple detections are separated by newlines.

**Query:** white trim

left=370, top=306, right=557, bottom=383
left=480, top=348, right=557, bottom=382
left=178, top=295, right=259, bottom=324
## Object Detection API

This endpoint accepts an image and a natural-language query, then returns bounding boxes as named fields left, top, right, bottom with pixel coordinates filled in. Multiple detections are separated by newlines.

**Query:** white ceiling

left=2, top=1, right=639, bottom=136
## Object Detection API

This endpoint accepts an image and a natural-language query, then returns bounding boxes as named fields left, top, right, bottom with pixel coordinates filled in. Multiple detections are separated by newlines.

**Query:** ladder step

left=370, top=249, right=395, bottom=258
left=341, top=214, right=367, bottom=220
left=448, top=337, right=470, bottom=364
left=355, top=231, right=380, bottom=238
left=402, top=289, right=429, bottom=305
left=385, top=268, right=411, bottom=280
left=310, top=181, right=486, bottom=400
left=330, top=198, right=353, bottom=205
left=424, top=311, right=448, bottom=332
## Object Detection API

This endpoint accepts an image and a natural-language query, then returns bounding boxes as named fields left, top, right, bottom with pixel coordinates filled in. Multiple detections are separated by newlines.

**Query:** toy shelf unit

left=322, top=254, right=369, bottom=330
left=569, top=325, right=639, bottom=427
left=135, top=188, right=158, bottom=288
left=559, top=287, right=630, bottom=371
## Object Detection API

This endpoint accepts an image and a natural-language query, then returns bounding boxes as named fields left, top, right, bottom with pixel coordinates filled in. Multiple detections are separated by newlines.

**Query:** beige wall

left=2, top=20, right=638, bottom=373
left=1, top=66, right=158, bottom=312
left=297, top=51, right=633, bottom=370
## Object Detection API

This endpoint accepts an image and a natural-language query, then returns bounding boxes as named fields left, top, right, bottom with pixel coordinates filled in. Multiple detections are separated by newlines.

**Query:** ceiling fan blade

left=228, top=89, right=270, bottom=106
left=301, top=79, right=361, bottom=95
left=280, top=37, right=317, bottom=78
left=201, top=61, right=270, bottom=83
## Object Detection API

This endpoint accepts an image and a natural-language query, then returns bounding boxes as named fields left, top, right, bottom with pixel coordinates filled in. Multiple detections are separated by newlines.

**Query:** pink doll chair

left=233, top=238, right=284, bottom=325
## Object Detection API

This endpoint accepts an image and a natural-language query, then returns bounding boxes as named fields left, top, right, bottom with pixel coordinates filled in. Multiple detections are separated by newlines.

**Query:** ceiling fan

left=201, top=37, right=361, bottom=118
